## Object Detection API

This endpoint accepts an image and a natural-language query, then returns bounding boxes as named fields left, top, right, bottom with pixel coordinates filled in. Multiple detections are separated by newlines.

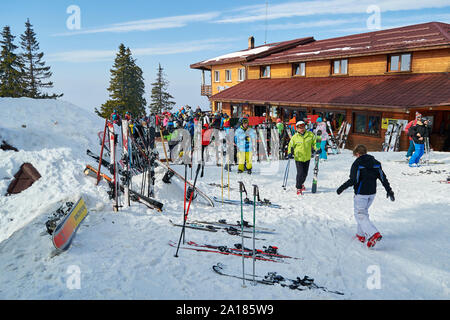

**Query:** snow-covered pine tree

left=149, top=63, right=175, bottom=114
left=19, top=19, right=61, bottom=99
left=95, top=44, right=146, bottom=119
left=0, top=26, right=25, bottom=97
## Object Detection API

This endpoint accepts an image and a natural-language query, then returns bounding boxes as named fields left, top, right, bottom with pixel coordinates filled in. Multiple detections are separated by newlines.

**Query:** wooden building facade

left=191, top=22, right=450, bottom=151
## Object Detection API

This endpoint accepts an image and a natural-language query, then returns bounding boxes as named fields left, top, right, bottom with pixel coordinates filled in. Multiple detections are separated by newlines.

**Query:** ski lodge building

left=190, top=22, right=450, bottom=151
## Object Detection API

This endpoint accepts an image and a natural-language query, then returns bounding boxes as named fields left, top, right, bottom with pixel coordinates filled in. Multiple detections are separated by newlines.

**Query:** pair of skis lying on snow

left=168, top=240, right=299, bottom=263
left=212, top=263, right=344, bottom=295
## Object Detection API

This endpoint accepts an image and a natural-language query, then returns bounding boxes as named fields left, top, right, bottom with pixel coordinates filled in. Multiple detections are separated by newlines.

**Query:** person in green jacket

left=288, top=121, right=320, bottom=195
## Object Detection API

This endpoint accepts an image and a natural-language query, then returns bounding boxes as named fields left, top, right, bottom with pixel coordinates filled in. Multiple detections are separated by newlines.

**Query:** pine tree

left=0, top=26, right=25, bottom=97
left=149, top=63, right=175, bottom=114
left=20, top=19, right=61, bottom=99
left=95, top=44, right=146, bottom=119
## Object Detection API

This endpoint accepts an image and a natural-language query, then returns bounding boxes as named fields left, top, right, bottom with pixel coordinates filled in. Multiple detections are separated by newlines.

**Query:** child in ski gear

left=408, top=117, right=430, bottom=167
left=336, top=144, right=394, bottom=248
left=288, top=121, right=319, bottom=194
left=314, top=118, right=328, bottom=160
left=405, top=112, right=422, bottom=160
left=235, top=118, right=256, bottom=174
left=222, top=113, right=231, bottom=133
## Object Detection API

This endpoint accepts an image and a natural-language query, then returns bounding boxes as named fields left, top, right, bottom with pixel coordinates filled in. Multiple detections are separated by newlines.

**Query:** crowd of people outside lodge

left=113, top=105, right=437, bottom=171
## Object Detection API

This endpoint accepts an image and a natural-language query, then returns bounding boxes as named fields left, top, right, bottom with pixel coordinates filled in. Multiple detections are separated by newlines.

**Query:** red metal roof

left=190, top=37, right=314, bottom=70
left=246, top=22, right=450, bottom=66
left=211, top=73, right=450, bottom=109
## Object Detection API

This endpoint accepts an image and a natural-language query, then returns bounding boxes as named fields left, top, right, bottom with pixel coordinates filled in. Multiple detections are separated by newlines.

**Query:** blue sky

left=1, top=0, right=449, bottom=113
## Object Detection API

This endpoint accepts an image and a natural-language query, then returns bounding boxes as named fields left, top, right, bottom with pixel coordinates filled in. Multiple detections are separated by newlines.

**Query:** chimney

left=248, top=36, right=255, bottom=49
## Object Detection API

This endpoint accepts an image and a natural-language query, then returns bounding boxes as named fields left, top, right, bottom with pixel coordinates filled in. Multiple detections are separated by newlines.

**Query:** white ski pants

left=353, top=194, right=378, bottom=239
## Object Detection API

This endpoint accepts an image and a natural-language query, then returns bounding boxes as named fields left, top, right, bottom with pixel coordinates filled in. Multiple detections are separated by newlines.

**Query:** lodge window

left=353, top=112, right=381, bottom=136
left=261, top=66, right=271, bottom=78
left=238, top=68, right=245, bottom=81
left=388, top=53, right=411, bottom=72
left=332, top=59, right=348, bottom=75
left=293, top=62, right=306, bottom=76
left=214, top=71, right=220, bottom=82
left=225, top=70, right=232, bottom=82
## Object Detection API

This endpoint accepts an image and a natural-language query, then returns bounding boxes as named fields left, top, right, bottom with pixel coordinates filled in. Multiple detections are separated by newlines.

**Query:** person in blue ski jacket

left=234, top=118, right=256, bottom=174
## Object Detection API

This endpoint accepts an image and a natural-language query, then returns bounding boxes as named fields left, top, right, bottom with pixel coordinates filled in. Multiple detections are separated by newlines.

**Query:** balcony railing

left=201, top=85, right=212, bottom=97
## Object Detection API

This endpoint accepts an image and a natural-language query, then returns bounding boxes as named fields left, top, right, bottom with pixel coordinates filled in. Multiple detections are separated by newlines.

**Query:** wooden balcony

left=201, top=84, right=212, bottom=97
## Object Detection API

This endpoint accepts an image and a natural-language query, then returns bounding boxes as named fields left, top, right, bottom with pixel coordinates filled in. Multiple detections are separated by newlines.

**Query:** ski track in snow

left=1, top=98, right=450, bottom=299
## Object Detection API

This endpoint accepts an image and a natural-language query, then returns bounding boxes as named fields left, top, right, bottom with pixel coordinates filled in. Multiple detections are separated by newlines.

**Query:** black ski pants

left=295, top=160, right=310, bottom=189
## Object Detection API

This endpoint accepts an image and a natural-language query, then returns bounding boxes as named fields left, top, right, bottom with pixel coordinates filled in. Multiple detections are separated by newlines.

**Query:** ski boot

left=297, top=189, right=303, bottom=195
left=355, top=234, right=366, bottom=243
left=367, top=232, right=382, bottom=248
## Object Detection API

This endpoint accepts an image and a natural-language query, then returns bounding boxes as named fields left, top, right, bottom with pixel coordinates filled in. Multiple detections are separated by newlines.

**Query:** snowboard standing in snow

left=335, top=121, right=347, bottom=148
left=326, top=121, right=339, bottom=154
left=339, top=122, right=351, bottom=151
left=52, top=197, right=88, bottom=252
left=311, top=149, right=321, bottom=193
left=382, top=123, right=394, bottom=151
left=388, top=123, right=402, bottom=152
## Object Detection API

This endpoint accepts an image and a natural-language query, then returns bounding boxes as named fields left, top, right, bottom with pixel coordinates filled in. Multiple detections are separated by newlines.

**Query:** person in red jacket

left=201, top=123, right=212, bottom=177
left=404, top=112, right=422, bottom=160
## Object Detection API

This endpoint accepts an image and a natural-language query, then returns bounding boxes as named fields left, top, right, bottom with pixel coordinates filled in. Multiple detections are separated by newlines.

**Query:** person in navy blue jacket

left=336, top=144, right=394, bottom=248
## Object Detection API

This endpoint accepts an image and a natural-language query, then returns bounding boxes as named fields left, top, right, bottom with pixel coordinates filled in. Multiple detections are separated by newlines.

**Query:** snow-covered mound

left=0, top=97, right=102, bottom=151
left=0, top=98, right=449, bottom=300
left=0, top=98, right=104, bottom=243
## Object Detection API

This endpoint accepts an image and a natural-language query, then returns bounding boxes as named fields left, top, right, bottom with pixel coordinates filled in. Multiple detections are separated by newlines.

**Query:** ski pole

left=227, top=156, right=230, bottom=199
left=221, top=150, right=224, bottom=204
left=175, top=164, right=201, bottom=257
left=252, top=184, right=258, bottom=286
left=238, top=181, right=246, bottom=288
left=282, top=158, right=290, bottom=190
left=182, top=164, right=188, bottom=244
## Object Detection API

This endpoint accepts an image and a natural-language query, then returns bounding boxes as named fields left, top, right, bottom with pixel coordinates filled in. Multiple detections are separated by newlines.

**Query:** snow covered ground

left=1, top=97, right=449, bottom=300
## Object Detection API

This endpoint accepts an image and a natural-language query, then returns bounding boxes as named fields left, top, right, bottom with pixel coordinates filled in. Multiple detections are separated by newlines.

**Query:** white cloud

left=47, top=38, right=238, bottom=63
left=53, top=12, right=220, bottom=36
left=215, top=0, right=450, bottom=24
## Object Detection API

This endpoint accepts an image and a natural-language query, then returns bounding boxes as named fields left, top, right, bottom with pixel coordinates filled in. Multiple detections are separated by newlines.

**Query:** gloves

left=288, top=150, right=294, bottom=159
left=336, top=185, right=345, bottom=195
left=387, top=190, right=395, bottom=202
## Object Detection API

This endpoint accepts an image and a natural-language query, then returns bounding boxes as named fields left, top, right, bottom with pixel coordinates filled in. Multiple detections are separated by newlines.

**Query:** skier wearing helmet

left=235, top=118, right=256, bottom=174
left=288, top=121, right=320, bottom=195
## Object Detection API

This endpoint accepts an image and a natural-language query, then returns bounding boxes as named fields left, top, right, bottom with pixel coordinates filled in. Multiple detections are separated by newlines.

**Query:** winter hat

left=415, top=112, right=422, bottom=119
left=296, top=121, right=305, bottom=127
left=317, top=117, right=322, bottom=123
